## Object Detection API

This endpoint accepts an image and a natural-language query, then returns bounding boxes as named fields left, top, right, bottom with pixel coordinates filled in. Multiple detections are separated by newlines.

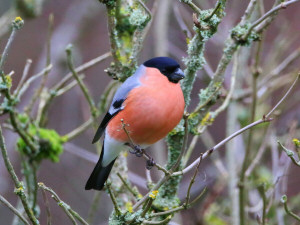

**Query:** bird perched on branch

left=85, top=57, right=185, bottom=191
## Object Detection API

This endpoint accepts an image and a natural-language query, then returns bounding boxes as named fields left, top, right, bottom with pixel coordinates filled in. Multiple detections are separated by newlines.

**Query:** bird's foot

left=129, top=145, right=143, bottom=157
left=146, top=158, right=155, bottom=170
left=127, top=143, right=156, bottom=170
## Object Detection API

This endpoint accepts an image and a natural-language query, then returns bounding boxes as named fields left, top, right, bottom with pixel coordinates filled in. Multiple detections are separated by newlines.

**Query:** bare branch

left=175, top=73, right=299, bottom=176
left=0, top=194, right=30, bottom=225
left=38, top=183, right=88, bottom=225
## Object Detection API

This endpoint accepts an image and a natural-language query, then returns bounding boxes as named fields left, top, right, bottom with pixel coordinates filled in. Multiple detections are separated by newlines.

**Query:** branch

left=53, top=52, right=111, bottom=91
left=63, top=117, right=93, bottom=141
left=0, top=126, right=39, bottom=225
left=116, top=172, right=141, bottom=200
left=106, top=182, right=122, bottom=216
left=170, top=113, right=189, bottom=172
left=243, top=0, right=300, bottom=40
left=0, top=194, right=30, bottom=225
left=40, top=187, right=52, bottom=225
left=258, top=184, right=267, bottom=225
left=204, top=1, right=222, bottom=21
left=65, top=44, right=98, bottom=118
left=148, top=187, right=207, bottom=218
left=173, top=73, right=299, bottom=176
left=281, top=195, right=300, bottom=222
left=25, top=13, right=54, bottom=115
left=38, top=52, right=110, bottom=126
left=16, top=64, right=53, bottom=100
left=240, top=0, right=257, bottom=24
left=184, top=154, right=202, bottom=206
left=181, top=0, right=201, bottom=14
left=143, top=216, right=171, bottom=225
left=0, top=24, right=17, bottom=72
left=38, top=183, right=88, bottom=225
left=14, top=59, right=32, bottom=96
left=278, top=141, right=300, bottom=167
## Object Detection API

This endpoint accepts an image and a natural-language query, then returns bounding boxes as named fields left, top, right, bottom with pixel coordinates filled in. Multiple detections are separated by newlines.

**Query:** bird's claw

left=128, top=144, right=155, bottom=169
left=146, top=158, right=155, bottom=170
left=129, top=145, right=143, bottom=157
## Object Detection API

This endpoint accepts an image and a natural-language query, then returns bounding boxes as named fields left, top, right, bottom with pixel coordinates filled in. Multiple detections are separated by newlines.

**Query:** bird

left=85, top=57, right=185, bottom=191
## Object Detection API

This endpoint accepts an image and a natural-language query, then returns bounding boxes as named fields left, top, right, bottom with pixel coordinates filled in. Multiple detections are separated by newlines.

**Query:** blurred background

left=0, top=0, right=300, bottom=224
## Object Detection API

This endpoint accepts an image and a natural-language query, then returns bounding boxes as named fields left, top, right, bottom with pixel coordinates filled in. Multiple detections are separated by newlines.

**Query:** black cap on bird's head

left=143, top=57, right=185, bottom=83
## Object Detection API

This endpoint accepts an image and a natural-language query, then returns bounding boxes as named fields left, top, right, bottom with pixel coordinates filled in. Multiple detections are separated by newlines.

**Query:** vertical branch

left=65, top=44, right=98, bottom=119
left=238, top=46, right=260, bottom=225
left=41, top=188, right=52, bottom=225
left=106, top=182, right=122, bottom=216
left=0, top=126, right=39, bottom=225
left=154, top=0, right=171, bottom=56
left=25, top=13, right=54, bottom=116
left=161, top=0, right=227, bottom=209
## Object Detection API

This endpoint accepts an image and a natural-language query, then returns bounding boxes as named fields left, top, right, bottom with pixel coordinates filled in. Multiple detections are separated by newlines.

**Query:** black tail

left=85, top=145, right=116, bottom=190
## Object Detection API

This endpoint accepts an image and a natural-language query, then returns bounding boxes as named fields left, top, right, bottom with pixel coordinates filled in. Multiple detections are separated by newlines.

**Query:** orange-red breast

left=85, top=57, right=185, bottom=190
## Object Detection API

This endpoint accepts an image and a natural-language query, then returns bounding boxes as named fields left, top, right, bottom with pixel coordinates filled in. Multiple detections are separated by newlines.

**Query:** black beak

left=170, top=68, right=185, bottom=82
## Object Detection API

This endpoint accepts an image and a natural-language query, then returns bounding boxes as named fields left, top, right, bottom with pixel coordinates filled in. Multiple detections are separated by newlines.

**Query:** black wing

left=92, top=110, right=120, bottom=144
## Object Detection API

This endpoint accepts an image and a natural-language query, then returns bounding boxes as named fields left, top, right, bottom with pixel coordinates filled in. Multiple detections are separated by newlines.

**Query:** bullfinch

left=85, top=57, right=185, bottom=191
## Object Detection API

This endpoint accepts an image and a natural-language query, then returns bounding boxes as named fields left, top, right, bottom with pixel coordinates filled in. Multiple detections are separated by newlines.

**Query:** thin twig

left=87, top=192, right=101, bottom=224
left=173, top=119, right=270, bottom=176
left=143, top=216, right=171, bottom=225
left=106, top=182, right=122, bottom=216
left=213, top=51, right=238, bottom=115
left=266, top=73, right=299, bottom=117
left=117, top=172, right=141, bottom=199
left=174, top=74, right=299, bottom=176
left=185, top=154, right=203, bottom=206
left=239, top=42, right=260, bottom=224
left=132, top=176, right=169, bottom=211
left=38, top=183, right=88, bottom=225
left=16, top=64, right=53, bottom=100
left=189, top=186, right=207, bottom=205
left=0, top=194, right=30, bottom=225
left=52, top=52, right=111, bottom=91
left=0, top=27, right=17, bottom=72
left=55, top=74, right=86, bottom=97
left=149, top=206, right=185, bottom=218
left=182, top=0, right=201, bottom=14
left=182, top=135, right=199, bottom=167
left=63, top=117, right=93, bottom=141
left=281, top=195, right=300, bottom=222
left=258, top=185, right=267, bottom=225
left=204, top=1, right=222, bottom=21
left=0, top=126, right=39, bottom=225
left=140, top=198, right=153, bottom=218
left=243, top=0, right=300, bottom=40
left=41, top=188, right=52, bottom=225
left=65, top=44, right=98, bottom=120
left=25, top=14, right=54, bottom=116
left=170, top=113, right=189, bottom=172
left=278, top=141, right=300, bottom=167
left=240, top=0, right=257, bottom=24
left=245, top=127, right=271, bottom=177
left=149, top=187, right=207, bottom=218
left=14, top=59, right=32, bottom=96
